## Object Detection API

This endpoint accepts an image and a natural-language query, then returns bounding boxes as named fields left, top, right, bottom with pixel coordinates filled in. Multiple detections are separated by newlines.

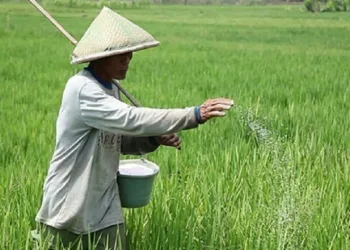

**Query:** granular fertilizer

left=119, top=163, right=154, bottom=176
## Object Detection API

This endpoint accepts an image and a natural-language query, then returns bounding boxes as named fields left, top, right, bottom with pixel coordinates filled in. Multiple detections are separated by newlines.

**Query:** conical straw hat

left=71, top=6, right=160, bottom=64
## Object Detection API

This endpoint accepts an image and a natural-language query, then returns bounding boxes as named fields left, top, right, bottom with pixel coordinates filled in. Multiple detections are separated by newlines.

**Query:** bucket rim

left=117, top=159, right=160, bottom=178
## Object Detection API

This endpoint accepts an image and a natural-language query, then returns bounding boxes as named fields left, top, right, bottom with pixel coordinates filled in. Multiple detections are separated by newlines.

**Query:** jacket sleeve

left=79, top=82, right=199, bottom=136
left=120, top=136, right=160, bottom=155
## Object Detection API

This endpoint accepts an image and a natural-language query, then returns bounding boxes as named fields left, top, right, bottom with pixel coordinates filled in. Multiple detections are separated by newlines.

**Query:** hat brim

left=71, top=40, right=160, bottom=65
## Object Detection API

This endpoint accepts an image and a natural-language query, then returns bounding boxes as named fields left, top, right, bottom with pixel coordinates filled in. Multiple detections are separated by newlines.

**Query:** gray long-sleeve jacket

left=35, top=69, right=199, bottom=234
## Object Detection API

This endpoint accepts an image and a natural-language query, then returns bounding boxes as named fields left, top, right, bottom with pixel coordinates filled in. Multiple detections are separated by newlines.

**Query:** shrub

left=305, top=0, right=349, bottom=12
left=304, top=0, right=320, bottom=12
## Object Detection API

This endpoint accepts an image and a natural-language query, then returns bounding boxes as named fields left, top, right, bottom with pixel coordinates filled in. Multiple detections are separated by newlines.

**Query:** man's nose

left=121, top=56, right=131, bottom=65
left=121, top=53, right=132, bottom=65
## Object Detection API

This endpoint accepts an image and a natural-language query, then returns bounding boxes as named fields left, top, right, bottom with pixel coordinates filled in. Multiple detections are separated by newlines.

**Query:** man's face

left=104, top=52, right=133, bottom=80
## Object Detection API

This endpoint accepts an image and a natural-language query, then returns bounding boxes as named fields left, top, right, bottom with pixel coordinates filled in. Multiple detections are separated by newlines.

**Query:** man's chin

left=114, top=74, right=127, bottom=81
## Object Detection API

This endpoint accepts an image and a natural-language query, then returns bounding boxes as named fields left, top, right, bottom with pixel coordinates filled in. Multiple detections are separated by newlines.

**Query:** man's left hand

left=156, top=134, right=181, bottom=149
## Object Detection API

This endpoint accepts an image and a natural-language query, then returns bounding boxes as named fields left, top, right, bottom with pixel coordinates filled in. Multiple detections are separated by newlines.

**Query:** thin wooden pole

left=27, top=0, right=78, bottom=46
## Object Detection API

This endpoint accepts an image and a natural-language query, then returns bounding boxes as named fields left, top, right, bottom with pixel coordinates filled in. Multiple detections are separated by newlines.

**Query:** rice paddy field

left=1, top=1, right=350, bottom=249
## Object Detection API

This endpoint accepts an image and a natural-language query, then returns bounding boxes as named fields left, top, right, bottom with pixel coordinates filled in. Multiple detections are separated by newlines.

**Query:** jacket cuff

left=194, top=106, right=204, bottom=124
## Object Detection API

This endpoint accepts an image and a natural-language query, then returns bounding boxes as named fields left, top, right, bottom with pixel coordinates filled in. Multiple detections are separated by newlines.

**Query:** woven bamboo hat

left=71, top=6, right=160, bottom=64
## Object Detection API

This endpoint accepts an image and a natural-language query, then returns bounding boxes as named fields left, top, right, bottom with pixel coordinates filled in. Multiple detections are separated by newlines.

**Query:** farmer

left=34, top=6, right=234, bottom=250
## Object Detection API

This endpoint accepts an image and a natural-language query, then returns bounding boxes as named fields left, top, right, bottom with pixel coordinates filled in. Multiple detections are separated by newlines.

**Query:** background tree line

left=0, top=0, right=348, bottom=12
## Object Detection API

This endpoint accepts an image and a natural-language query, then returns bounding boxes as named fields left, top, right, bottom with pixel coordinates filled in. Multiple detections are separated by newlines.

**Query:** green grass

left=1, top=2, right=350, bottom=249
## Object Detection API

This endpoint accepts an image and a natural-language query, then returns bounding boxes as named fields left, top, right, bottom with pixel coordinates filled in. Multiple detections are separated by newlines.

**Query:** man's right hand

left=199, top=98, right=234, bottom=123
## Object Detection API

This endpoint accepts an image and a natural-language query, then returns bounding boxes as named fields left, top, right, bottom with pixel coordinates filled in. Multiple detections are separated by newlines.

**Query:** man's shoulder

left=66, top=69, right=93, bottom=90
left=64, top=69, right=118, bottom=99
left=63, top=70, right=103, bottom=98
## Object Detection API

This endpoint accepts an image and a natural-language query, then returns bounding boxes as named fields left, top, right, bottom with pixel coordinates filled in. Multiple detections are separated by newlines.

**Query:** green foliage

left=321, top=0, right=349, bottom=11
left=304, top=0, right=321, bottom=12
left=304, top=0, right=350, bottom=12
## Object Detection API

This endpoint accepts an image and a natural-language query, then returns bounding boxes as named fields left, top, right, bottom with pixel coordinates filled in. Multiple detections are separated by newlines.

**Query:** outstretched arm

left=79, top=82, right=199, bottom=137
left=79, top=80, right=234, bottom=137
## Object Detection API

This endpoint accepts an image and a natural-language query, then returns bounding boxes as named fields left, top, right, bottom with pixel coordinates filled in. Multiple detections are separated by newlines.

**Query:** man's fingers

left=205, top=99, right=234, bottom=106
left=164, top=135, right=181, bottom=145
left=208, top=111, right=226, bottom=117
left=208, top=103, right=233, bottom=112
left=158, top=134, right=181, bottom=147
left=168, top=136, right=181, bottom=144
left=159, top=134, right=175, bottom=141
left=173, top=139, right=182, bottom=147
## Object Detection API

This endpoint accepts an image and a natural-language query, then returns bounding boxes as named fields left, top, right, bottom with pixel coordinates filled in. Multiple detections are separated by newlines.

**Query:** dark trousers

left=37, top=223, right=127, bottom=250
